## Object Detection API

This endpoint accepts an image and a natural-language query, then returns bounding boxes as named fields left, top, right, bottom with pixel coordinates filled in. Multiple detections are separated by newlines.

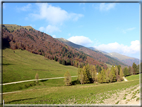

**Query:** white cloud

left=52, top=35, right=56, bottom=38
left=39, top=27, right=45, bottom=31
left=94, top=40, right=140, bottom=58
left=30, top=3, right=83, bottom=25
left=39, top=25, right=61, bottom=33
left=100, top=3, right=116, bottom=11
left=122, top=27, right=136, bottom=34
left=17, top=4, right=31, bottom=11
left=68, top=36, right=93, bottom=47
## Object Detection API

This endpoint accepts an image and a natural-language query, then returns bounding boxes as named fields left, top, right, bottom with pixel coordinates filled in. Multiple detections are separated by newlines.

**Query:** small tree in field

left=35, top=73, right=39, bottom=83
left=114, top=66, right=119, bottom=81
left=105, top=68, right=110, bottom=83
left=79, top=69, right=84, bottom=84
left=120, top=68, right=124, bottom=81
left=64, top=71, right=71, bottom=86
left=83, top=66, right=90, bottom=84
left=109, top=70, right=113, bottom=83
left=97, top=72, right=102, bottom=83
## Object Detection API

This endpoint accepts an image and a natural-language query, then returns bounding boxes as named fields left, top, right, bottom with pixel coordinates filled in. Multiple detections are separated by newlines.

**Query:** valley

left=2, top=24, right=141, bottom=105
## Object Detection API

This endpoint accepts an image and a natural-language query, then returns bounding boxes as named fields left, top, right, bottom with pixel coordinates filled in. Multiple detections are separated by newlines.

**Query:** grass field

left=126, top=74, right=140, bottom=81
left=2, top=48, right=140, bottom=104
left=3, top=79, right=139, bottom=104
left=2, top=48, right=79, bottom=92
left=3, top=77, right=78, bottom=92
left=3, top=48, right=78, bottom=83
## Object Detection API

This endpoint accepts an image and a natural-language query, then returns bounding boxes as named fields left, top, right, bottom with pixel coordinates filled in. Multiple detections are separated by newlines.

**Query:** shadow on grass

left=71, top=80, right=80, bottom=85
left=2, top=63, right=13, bottom=66
left=6, top=97, right=37, bottom=104
left=40, top=79, right=48, bottom=82
left=71, top=78, right=94, bottom=85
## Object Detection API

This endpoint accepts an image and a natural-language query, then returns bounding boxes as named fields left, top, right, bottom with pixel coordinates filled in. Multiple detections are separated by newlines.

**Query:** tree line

left=64, top=62, right=141, bottom=86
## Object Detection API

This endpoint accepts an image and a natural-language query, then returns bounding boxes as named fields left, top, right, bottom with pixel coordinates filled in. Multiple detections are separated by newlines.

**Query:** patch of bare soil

left=102, top=84, right=140, bottom=105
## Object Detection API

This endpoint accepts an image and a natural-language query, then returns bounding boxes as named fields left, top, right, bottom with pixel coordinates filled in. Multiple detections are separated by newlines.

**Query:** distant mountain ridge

left=108, top=52, right=139, bottom=66
left=56, top=38, right=127, bottom=67
left=86, top=46, right=139, bottom=66
left=57, top=38, right=84, bottom=49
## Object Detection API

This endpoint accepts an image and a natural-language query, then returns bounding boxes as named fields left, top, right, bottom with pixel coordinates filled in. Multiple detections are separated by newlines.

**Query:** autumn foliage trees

left=64, top=71, right=71, bottom=86
left=123, top=62, right=140, bottom=77
left=2, top=24, right=107, bottom=69
left=64, top=62, right=140, bottom=86
left=77, top=64, right=124, bottom=85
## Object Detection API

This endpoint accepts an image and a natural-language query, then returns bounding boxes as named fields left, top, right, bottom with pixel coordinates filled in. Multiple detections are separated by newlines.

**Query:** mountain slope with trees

left=2, top=24, right=107, bottom=69
left=57, top=38, right=127, bottom=67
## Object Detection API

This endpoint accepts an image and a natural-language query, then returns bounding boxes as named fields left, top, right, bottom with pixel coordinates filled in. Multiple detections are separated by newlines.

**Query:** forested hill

left=57, top=38, right=127, bottom=67
left=2, top=24, right=107, bottom=69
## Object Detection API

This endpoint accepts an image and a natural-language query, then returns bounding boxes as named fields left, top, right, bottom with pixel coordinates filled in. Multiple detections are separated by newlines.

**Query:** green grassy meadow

left=3, top=48, right=78, bottom=92
left=3, top=79, right=139, bottom=104
left=125, top=74, right=140, bottom=81
left=2, top=48, right=140, bottom=104
left=3, top=48, right=78, bottom=83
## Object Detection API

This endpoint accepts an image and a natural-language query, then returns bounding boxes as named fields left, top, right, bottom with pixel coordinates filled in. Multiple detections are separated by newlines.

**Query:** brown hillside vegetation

left=79, top=47, right=126, bottom=66
left=57, top=38, right=127, bottom=67
left=2, top=24, right=107, bottom=69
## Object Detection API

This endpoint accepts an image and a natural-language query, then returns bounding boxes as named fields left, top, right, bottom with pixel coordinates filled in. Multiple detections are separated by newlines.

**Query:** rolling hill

left=57, top=38, right=127, bottom=67
left=2, top=24, right=107, bottom=69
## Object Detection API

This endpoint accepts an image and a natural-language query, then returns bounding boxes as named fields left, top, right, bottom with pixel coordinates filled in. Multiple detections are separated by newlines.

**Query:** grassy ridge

left=3, top=48, right=78, bottom=83
left=3, top=79, right=139, bottom=104
left=3, top=24, right=34, bottom=32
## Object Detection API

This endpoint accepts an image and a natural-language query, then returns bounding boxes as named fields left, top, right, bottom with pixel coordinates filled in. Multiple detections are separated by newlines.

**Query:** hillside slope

left=3, top=48, right=78, bottom=83
left=57, top=38, right=127, bottom=66
left=108, top=52, right=139, bottom=66
left=2, top=24, right=107, bottom=69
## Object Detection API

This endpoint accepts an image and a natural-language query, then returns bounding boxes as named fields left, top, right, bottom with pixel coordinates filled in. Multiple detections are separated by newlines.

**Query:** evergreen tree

left=109, top=70, right=113, bottom=83
left=117, top=65, right=121, bottom=75
left=139, top=63, right=142, bottom=73
left=101, top=68, right=106, bottom=83
left=105, top=68, right=110, bottom=83
left=128, top=66, right=133, bottom=75
left=97, top=72, right=102, bottom=83
left=79, top=69, right=84, bottom=84
left=114, top=66, right=119, bottom=81
left=54, top=56, right=57, bottom=61
left=111, top=66, right=116, bottom=82
left=120, top=67, right=124, bottom=81
left=85, top=64, right=91, bottom=79
left=136, top=64, right=139, bottom=74
left=64, top=71, right=71, bottom=86
left=132, top=62, right=137, bottom=75
left=78, top=65, right=83, bottom=84
left=123, top=67, right=129, bottom=77
left=62, top=59, right=66, bottom=65
left=59, top=59, right=62, bottom=64
left=90, top=65, right=97, bottom=82
left=83, top=66, right=90, bottom=84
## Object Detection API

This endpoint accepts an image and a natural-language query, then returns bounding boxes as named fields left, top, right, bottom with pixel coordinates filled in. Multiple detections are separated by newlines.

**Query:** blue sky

left=3, top=2, right=140, bottom=59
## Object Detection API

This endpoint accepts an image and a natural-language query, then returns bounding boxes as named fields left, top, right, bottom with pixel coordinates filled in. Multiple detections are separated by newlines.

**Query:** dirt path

left=102, top=84, right=140, bottom=105
left=123, top=77, right=128, bottom=81
left=1, top=76, right=77, bottom=86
